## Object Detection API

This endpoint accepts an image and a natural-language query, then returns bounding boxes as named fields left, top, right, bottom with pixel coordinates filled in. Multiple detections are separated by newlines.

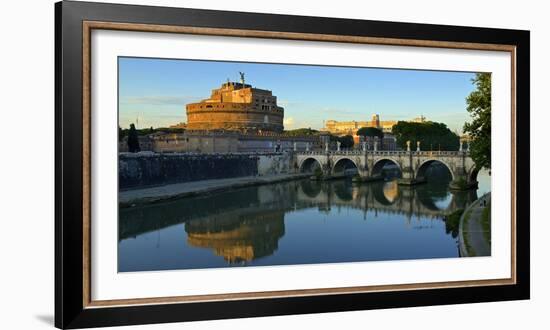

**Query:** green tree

left=356, top=126, right=383, bottom=139
left=391, top=121, right=459, bottom=151
left=338, top=135, right=354, bottom=149
left=283, top=128, right=319, bottom=136
left=463, top=73, right=491, bottom=170
left=127, top=123, right=141, bottom=153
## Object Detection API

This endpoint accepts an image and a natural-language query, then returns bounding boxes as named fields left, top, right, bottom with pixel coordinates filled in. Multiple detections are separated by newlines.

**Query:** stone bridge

left=295, top=149, right=478, bottom=190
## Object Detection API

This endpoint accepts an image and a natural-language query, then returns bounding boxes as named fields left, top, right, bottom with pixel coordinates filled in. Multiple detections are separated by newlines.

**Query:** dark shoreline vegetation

left=462, top=208, right=475, bottom=256
left=445, top=208, right=464, bottom=239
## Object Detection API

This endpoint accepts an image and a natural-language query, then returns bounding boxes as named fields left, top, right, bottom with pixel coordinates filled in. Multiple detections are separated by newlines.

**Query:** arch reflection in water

left=118, top=173, right=486, bottom=272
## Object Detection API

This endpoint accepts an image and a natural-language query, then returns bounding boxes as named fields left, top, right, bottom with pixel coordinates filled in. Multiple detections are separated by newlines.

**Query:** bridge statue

left=336, top=141, right=341, bottom=151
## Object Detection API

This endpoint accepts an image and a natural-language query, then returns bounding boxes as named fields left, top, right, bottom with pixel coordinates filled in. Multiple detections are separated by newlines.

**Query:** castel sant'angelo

left=123, top=73, right=407, bottom=153
left=186, top=73, right=284, bottom=133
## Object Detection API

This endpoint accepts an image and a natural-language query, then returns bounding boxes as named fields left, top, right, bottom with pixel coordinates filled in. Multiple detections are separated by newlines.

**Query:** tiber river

left=118, top=168, right=490, bottom=272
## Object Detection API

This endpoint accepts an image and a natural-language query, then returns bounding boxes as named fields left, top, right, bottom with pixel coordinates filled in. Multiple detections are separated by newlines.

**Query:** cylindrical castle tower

left=186, top=80, right=284, bottom=132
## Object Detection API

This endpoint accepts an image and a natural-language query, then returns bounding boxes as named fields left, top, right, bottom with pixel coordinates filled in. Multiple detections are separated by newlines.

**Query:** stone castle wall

left=119, top=132, right=319, bottom=154
left=186, top=81, right=284, bottom=132
left=186, top=105, right=283, bottom=132
left=152, top=133, right=240, bottom=153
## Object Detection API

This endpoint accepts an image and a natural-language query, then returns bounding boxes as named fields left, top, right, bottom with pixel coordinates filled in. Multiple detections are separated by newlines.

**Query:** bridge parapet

left=296, top=150, right=469, bottom=157
left=331, top=150, right=363, bottom=155
left=368, top=150, right=407, bottom=157
left=413, top=150, right=468, bottom=157
left=297, top=151, right=326, bottom=156
left=297, top=150, right=364, bottom=156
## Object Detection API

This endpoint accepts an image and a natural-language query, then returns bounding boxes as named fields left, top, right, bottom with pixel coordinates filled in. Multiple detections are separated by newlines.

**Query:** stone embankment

left=459, top=192, right=491, bottom=257
left=119, top=173, right=309, bottom=207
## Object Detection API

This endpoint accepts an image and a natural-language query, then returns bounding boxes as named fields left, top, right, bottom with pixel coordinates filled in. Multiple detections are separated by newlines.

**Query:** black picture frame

left=55, top=1, right=530, bottom=328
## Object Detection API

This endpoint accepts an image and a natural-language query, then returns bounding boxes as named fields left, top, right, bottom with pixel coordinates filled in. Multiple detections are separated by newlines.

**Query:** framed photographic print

left=55, top=0, right=530, bottom=328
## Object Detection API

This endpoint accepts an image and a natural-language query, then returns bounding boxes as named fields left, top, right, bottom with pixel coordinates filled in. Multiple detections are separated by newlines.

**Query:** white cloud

left=283, top=117, right=295, bottom=128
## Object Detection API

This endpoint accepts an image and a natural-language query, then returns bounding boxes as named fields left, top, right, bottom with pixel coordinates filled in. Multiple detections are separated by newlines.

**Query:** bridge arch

left=299, top=180, right=322, bottom=198
left=371, top=181, right=398, bottom=205
left=299, top=157, right=323, bottom=173
left=416, top=159, right=455, bottom=182
left=415, top=182, right=453, bottom=211
left=333, top=181, right=354, bottom=201
left=371, top=158, right=402, bottom=179
left=467, top=164, right=481, bottom=184
left=332, top=157, right=359, bottom=176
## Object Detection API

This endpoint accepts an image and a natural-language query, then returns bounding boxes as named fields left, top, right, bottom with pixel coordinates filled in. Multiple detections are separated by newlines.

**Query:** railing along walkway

left=297, top=150, right=469, bottom=157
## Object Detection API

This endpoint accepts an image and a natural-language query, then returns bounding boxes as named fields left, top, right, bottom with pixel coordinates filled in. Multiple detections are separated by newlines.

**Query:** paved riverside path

left=460, top=193, right=491, bottom=257
left=119, top=173, right=310, bottom=207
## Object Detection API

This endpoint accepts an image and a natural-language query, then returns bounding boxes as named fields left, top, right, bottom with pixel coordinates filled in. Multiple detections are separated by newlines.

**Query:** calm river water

left=119, top=170, right=490, bottom=272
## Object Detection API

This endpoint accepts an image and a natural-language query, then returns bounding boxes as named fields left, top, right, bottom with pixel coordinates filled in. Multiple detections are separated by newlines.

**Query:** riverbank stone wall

left=119, top=152, right=291, bottom=189
left=257, top=152, right=292, bottom=176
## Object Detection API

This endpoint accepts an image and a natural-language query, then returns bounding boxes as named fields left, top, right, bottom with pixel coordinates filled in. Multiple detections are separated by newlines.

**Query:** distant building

left=322, top=114, right=431, bottom=137
left=460, top=134, right=472, bottom=142
left=411, top=115, right=427, bottom=123
left=322, top=114, right=398, bottom=135
left=169, top=122, right=187, bottom=129
left=186, top=75, right=284, bottom=132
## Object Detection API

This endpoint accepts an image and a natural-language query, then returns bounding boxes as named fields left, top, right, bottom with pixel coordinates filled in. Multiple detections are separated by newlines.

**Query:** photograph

left=117, top=57, right=492, bottom=272
left=48, top=1, right=532, bottom=328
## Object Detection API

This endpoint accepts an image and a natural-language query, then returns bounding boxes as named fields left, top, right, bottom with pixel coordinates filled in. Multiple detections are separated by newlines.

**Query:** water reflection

left=119, top=173, right=488, bottom=272
left=185, top=211, right=285, bottom=264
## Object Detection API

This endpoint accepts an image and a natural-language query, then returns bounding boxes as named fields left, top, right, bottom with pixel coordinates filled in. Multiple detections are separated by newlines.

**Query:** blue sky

left=119, top=57, right=477, bottom=133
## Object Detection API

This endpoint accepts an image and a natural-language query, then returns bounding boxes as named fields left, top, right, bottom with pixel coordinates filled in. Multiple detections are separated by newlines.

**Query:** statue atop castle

left=239, top=71, right=245, bottom=85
